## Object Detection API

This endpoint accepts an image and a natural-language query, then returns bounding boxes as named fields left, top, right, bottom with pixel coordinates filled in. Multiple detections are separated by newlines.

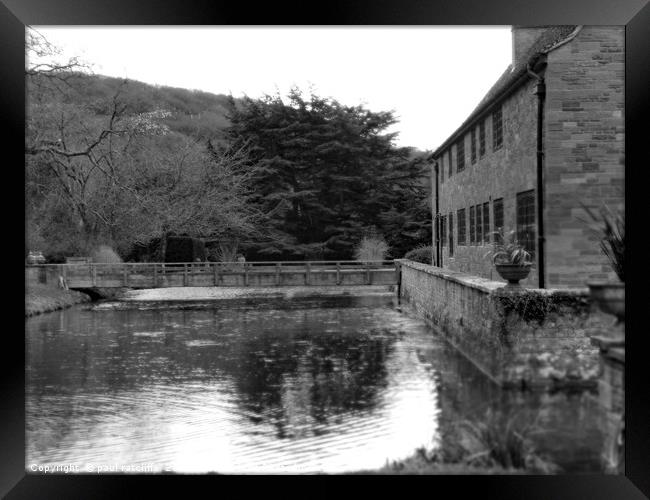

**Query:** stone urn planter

left=495, top=263, right=531, bottom=286
left=588, top=282, right=625, bottom=323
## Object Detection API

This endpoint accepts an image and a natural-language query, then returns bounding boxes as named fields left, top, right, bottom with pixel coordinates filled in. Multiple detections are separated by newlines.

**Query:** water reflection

left=26, top=295, right=604, bottom=473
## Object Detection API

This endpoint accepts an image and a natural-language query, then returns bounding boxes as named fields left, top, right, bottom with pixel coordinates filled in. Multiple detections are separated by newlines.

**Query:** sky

left=31, top=26, right=513, bottom=151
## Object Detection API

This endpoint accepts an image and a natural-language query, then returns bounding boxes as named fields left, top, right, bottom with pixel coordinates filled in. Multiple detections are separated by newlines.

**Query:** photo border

left=2, top=0, right=648, bottom=497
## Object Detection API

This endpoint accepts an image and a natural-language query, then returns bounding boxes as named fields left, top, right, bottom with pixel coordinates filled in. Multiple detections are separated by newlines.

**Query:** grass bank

left=354, top=459, right=512, bottom=475
left=25, top=284, right=92, bottom=317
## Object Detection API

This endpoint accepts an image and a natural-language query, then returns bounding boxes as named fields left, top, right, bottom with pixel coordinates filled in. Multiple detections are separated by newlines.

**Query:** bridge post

left=306, top=262, right=311, bottom=285
left=336, top=262, right=341, bottom=285
left=366, top=262, right=371, bottom=285
left=213, top=263, right=218, bottom=286
left=92, top=264, right=97, bottom=287
left=244, top=263, right=249, bottom=286
left=123, top=264, right=128, bottom=287
left=184, top=264, right=188, bottom=287
left=396, top=260, right=402, bottom=299
left=276, top=262, right=281, bottom=286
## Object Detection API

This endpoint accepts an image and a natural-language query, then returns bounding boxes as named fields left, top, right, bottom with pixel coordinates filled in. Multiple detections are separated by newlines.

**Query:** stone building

left=430, top=26, right=624, bottom=288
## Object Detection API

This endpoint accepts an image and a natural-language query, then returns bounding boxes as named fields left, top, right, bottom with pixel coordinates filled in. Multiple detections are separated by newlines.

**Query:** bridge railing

left=27, top=260, right=398, bottom=288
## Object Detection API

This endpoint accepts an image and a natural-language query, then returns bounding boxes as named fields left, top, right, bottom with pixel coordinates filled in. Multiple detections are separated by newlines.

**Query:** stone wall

left=397, top=259, right=606, bottom=389
left=543, top=26, right=625, bottom=287
left=590, top=334, right=625, bottom=472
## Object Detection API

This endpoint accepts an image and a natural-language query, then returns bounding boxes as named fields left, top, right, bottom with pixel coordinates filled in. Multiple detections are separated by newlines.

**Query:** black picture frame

left=3, top=0, right=648, bottom=497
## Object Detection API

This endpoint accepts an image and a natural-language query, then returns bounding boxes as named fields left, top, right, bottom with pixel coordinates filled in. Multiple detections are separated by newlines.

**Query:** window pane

left=441, top=215, right=446, bottom=246
left=469, top=205, right=475, bottom=244
left=492, top=106, right=503, bottom=150
left=516, top=190, right=536, bottom=259
left=483, top=202, right=490, bottom=244
left=457, top=208, right=466, bottom=246
left=457, top=138, right=465, bottom=172
left=449, top=212, right=454, bottom=256
left=479, top=120, right=486, bottom=156
left=493, top=198, right=504, bottom=243
left=476, top=203, right=483, bottom=244
left=471, top=128, right=477, bottom=164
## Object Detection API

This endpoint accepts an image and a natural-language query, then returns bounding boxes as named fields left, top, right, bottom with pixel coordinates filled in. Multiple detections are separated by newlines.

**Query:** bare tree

left=119, top=135, right=261, bottom=260
left=26, top=29, right=263, bottom=260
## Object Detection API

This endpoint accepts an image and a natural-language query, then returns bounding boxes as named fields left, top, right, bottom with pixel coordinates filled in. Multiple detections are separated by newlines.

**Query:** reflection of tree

left=229, top=329, right=395, bottom=434
left=26, top=298, right=399, bottom=441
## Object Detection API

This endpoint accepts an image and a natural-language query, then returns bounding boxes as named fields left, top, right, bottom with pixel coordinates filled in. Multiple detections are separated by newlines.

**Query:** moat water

left=26, top=294, right=607, bottom=473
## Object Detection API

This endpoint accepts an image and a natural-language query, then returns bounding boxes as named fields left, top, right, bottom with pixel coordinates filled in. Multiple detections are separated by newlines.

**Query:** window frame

left=479, top=119, right=486, bottom=157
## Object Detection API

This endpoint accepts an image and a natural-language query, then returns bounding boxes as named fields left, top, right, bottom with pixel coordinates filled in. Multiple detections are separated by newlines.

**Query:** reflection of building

left=430, top=26, right=624, bottom=288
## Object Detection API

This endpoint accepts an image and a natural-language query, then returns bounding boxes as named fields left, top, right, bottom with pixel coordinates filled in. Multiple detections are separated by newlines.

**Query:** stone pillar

left=591, top=332, right=625, bottom=473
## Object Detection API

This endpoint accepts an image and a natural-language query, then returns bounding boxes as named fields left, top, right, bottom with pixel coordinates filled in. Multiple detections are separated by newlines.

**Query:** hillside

left=56, top=72, right=236, bottom=142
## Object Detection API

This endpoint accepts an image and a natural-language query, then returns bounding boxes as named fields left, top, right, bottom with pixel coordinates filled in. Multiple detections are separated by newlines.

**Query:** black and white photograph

left=18, top=18, right=635, bottom=481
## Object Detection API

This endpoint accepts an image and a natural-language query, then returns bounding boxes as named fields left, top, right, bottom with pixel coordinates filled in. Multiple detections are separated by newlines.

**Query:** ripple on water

left=25, top=294, right=606, bottom=473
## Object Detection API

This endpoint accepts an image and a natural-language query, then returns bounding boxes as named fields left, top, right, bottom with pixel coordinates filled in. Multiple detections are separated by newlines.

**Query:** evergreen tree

left=224, top=88, right=431, bottom=260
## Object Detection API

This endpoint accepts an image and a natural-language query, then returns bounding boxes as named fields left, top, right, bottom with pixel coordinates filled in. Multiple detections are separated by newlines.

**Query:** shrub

left=403, top=245, right=433, bottom=264
left=91, top=245, right=123, bottom=263
left=208, top=241, right=240, bottom=262
left=579, top=204, right=624, bottom=282
left=484, top=229, right=531, bottom=265
left=354, top=235, right=389, bottom=262
left=454, top=409, right=559, bottom=473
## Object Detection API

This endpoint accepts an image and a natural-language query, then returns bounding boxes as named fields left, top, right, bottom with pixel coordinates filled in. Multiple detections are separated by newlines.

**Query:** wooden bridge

left=27, top=261, right=399, bottom=289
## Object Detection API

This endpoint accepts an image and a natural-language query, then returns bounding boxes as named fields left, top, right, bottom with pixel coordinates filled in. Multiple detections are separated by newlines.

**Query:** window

left=479, top=119, right=486, bottom=157
left=449, top=212, right=454, bottom=256
left=482, top=202, right=490, bottom=244
left=456, top=138, right=465, bottom=172
left=471, top=127, right=477, bottom=164
left=469, top=205, right=476, bottom=245
left=493, top=198, right=504, bottom=243
left=448, top=150, right=453, bottom=178
left=441, top=215, right=447, bottom=246
left=492, top=106, right=503, bottom=150
left=516, top=190, right=536, bottom=259
left=476, top=203, right=483, bottom=244
left=457, top=208, right=466, bottom=246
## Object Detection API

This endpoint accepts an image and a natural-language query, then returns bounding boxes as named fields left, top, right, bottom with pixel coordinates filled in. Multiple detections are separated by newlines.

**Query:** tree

left=118, top=134, right=261, bottom=260
left=224, top=88, right=431, bottom=260
left=25, top=29, right=258, bottom=260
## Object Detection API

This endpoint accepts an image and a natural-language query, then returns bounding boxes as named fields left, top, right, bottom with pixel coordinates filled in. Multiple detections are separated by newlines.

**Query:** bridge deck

left=28, top=261, right=399, bottom=288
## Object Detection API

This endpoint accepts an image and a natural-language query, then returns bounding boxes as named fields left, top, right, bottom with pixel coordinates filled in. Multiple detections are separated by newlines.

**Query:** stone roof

left=432, top=26, right=579, bottom=157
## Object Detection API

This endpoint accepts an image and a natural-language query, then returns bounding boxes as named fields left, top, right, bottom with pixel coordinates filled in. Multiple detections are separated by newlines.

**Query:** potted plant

left=485, top=229, right=532, bottom=286
left=580, top=204, right=625, bottom=323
